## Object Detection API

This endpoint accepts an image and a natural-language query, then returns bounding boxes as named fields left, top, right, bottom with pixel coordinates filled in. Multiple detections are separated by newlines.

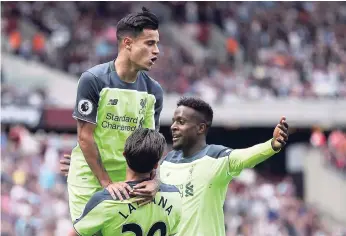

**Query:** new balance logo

left=108, top=99, right=118, bottom=106
left=185, top=182, right=194, bottom=197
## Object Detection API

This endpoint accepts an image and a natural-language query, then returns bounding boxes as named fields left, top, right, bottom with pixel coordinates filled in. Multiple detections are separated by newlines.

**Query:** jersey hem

left=67, top=181, right=102, bottom=189
left=73, top=224, right=82, bottom=236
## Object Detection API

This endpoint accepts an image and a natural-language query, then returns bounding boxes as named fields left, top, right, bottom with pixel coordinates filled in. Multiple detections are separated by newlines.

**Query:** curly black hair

left=177, top=97, right=213, bottom=128
left=116, top=7, right=159, bottom=42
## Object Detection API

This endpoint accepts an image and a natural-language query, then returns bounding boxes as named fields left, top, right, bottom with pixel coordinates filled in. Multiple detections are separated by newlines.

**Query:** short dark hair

left=124, top=128, right=166, bottom=173
left=116, top=7, right=159, bottom=42
left=177, top=97, right=214, bottom=128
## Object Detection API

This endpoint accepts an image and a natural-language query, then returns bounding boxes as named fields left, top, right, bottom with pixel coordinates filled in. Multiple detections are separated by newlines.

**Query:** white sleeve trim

left=72, top=115, right=97, bottom=125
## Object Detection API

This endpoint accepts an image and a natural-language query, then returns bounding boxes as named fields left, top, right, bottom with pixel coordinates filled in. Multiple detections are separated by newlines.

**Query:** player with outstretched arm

left=62, top=97, right=289, bottom=235
left=133, top=97, right=289, bottom=236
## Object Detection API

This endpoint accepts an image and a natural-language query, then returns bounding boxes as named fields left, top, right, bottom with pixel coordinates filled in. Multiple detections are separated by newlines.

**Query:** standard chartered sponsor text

left=101, top=113, right=139, bottom=131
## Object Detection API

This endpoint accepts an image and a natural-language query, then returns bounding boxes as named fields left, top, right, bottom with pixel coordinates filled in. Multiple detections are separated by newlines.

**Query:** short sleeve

left=210, top=140, right=279, bottom=183
left=72, top=72, right=101, bottom=124
left=206, top=145, right=237, bottom=183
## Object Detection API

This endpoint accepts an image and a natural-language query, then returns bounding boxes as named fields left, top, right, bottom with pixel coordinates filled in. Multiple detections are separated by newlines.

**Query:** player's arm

left=229, top=117, right=289, bottom=171
left=132, top=165, right=161, bottom=206
left=211, top=117, right=289, bottom=181
left=73, top=72, right=112, bottom=189
left=77, top=120, right=112, bottom=188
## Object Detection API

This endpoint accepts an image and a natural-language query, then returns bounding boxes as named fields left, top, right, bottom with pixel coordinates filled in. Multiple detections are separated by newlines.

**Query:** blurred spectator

left=310, top=128, right=346, bottom=174
left=1, top=125, right=76, bottom=236
left=225, top=170, right=346, bottom=236
left=8, top=30, right=21, bottom=55
left=32, top=32, right=46, bottom=62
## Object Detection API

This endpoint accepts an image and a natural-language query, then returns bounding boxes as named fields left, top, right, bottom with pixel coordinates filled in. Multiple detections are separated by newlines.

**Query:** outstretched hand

left=272, top=116, right=289, bottom=151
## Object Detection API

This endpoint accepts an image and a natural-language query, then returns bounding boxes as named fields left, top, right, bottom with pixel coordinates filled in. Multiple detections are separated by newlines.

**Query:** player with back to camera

left=65, top=7, right=164, bottom=223
left=73, top=128, right=181, bottom=236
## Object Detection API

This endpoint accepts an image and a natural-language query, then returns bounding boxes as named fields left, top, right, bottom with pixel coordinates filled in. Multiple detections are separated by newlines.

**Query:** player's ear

left=153, top=163, right=158, bottom=169
left=123, top=37, right=133, bottom=51
left=197, top=123, right=207, bottom=135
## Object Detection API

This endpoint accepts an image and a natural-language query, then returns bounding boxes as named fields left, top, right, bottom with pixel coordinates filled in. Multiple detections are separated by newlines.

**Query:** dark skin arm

left=271, top=116, right=289, bottom=151
left=131, top=166, right=161, bottom=207
left=60, top=154, right=70, bottom=177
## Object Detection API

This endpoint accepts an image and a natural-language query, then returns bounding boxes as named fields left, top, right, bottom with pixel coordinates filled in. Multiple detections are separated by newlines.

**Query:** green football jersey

left=73, top=181, right=182, bottom=236
left=160, top=139, right=279, bottom=236
left=68, top=61, right=163, bottom=187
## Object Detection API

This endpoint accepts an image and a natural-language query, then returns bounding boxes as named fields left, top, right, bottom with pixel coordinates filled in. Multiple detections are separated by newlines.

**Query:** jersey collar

left=125, top=178, right=152, bottom=188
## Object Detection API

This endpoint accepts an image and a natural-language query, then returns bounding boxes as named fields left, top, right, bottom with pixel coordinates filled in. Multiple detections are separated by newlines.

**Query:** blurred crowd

left=225, top=170, right=346, bottom=236
left=1, top=84, right=50, bottom=108
left=2, top=2, right=346, bottom=101
left=1, top=126, right=76, bottom=236
left=310, top=128, right=346, bottom=174
left=158, top=1, right=346, bottom=101
left=2, top=2, right=345, bottom=235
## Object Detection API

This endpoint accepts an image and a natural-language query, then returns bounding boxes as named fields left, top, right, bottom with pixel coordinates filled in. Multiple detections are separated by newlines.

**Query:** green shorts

left=67, top=184, right=102, bottom=222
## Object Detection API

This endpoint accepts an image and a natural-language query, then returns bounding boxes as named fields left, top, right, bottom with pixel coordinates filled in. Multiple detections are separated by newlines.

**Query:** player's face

left=130, top=29, right=160, bottom=71
left=171, top=106, right=201, bottom=150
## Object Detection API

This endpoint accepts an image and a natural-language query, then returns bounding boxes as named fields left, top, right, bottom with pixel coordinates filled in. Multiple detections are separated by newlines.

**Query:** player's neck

left=114, top=55, right=139, bottom=83
left=182, top=139, right=207, bottom=158
left=126, top=168, right=151, bottom=182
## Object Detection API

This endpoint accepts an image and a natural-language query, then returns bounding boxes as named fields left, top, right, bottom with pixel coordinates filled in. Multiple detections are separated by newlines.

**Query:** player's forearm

left=229, top=139, right=279, bottom=169
left=79, top=136, right=112, bottom=187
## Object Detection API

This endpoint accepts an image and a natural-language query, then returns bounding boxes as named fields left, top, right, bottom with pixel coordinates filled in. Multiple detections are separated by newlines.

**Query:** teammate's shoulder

left=85, top=61, right=112, bottom=78
left=158, top=183, right=180, bottom=193
left=140, top=71, right=163, bottom=94
left=88, top=189, right=114, bottom=205
left=206, top=144, right=233, bottom=159
left=75, top=189, right=113, bottom=223
left=162, top=150, right=182, bottom=163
